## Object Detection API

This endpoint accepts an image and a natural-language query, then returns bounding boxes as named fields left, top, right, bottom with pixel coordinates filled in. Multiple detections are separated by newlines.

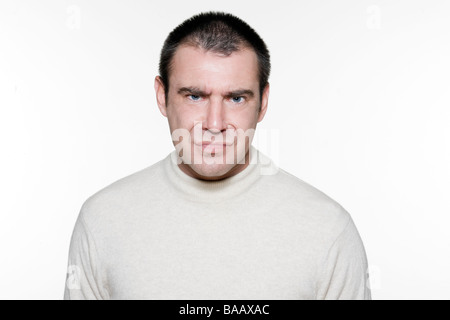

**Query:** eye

left=231, top=96, right=245, bottom=103
left=188, top=95, right=201, bottom=101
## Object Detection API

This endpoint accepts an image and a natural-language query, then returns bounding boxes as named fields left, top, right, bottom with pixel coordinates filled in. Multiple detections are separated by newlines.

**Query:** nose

left=205, top=97, right=227, bottom=134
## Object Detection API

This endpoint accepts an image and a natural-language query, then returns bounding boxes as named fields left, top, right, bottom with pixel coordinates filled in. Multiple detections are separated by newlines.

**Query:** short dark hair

left=158, top=11, right=271, bottom=108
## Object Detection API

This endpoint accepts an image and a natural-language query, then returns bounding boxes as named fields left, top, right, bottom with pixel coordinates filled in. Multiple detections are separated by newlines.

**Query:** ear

left=257, top=83, right=270, bottom=123
left=154, top=76, right=167, bottom=117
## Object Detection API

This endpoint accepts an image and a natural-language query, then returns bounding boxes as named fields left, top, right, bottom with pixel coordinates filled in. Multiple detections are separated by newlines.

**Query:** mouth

left=199, top=142, right=228, bottom=153
left=193, top=139, right=234, bottom=147
left=192, top=131, right=236, bottom=154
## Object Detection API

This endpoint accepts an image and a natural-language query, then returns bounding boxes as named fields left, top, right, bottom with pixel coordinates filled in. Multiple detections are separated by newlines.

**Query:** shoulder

left=79, top=156, right=167, bottom=227
left=264, top=165, right=351, bottom=236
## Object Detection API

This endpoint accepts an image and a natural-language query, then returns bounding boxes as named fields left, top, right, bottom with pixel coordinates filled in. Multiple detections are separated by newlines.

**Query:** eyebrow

left=178, top=87, right=205, bottom=96
left=177, top=87, right=255, bottom=98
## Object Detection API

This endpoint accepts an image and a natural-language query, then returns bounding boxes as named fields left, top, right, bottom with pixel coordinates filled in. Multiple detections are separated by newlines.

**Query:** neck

left=164, top=145, right=264, bottom=203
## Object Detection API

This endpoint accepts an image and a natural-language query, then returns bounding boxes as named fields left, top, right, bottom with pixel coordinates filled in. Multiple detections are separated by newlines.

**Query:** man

left=64, top=11, right=371, bottom=300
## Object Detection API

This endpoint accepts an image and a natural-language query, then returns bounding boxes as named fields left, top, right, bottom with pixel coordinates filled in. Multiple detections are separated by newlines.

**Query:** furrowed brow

left=225, top=89, right=255, bottom=98
left=177, top=87, right=208, bottom=96
left=177, top=87, right=255, bottom=98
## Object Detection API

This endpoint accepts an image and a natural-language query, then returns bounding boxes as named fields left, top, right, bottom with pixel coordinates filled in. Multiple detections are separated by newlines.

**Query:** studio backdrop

left=0, top=0, right=449, bottom=299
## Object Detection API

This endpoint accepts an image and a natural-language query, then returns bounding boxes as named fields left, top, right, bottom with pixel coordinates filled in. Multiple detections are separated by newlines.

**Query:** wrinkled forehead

left=169, top=45, right=259, bottom=92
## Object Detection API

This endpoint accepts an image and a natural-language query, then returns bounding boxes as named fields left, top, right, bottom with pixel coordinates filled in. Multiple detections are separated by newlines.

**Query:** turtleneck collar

left=163, top=145, right=270, bottom=203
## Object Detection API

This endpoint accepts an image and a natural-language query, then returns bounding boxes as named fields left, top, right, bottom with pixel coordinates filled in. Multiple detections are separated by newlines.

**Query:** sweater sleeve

left=64, top=212, right=110, bottom=300
left=315, top=217, right=372, bottom=300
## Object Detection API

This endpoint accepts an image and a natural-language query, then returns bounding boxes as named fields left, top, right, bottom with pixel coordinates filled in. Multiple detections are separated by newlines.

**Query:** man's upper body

left=64, top=11, right=371, bottom=300
left=64, top=146, right=371, bottom=300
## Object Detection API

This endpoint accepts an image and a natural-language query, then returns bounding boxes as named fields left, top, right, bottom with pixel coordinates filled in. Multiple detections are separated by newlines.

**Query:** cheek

left=233, top=109, right=259, bottom=128
left=167, top=106, right=196, bottom=130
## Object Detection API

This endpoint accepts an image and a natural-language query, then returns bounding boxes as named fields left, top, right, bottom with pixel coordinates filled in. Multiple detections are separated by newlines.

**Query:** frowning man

left=64, top=11, right=371, bottom=300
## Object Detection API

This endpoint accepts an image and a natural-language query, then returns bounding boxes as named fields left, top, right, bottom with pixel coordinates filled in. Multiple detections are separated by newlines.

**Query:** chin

left=191, top=163, right=234, bottom=179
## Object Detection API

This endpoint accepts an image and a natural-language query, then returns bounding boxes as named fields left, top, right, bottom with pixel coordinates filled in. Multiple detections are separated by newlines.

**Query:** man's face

left=155, top=45, right=269, bottom=180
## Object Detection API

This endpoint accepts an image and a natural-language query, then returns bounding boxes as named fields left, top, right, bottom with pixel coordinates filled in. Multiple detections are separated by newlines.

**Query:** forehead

left=169, top=45, right=259, bottom=91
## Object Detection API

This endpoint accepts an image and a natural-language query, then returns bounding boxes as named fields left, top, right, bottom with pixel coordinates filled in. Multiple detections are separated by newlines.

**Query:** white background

left=1, top=0, right=449, bottom=300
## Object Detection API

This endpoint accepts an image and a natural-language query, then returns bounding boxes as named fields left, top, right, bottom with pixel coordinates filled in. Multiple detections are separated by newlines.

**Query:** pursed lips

left=193, top=139, right=234, bottom=147
left=193, top=128, right=237, bottom=147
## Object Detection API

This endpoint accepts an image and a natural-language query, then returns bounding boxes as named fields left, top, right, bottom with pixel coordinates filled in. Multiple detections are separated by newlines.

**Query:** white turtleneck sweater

left=64, top=146, right=371, bottom=300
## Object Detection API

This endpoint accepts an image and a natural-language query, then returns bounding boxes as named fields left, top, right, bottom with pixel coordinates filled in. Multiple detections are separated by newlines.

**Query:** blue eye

left=232, top=96, right=245, bottom=103
left=188, top=95, right=201, bottom=101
